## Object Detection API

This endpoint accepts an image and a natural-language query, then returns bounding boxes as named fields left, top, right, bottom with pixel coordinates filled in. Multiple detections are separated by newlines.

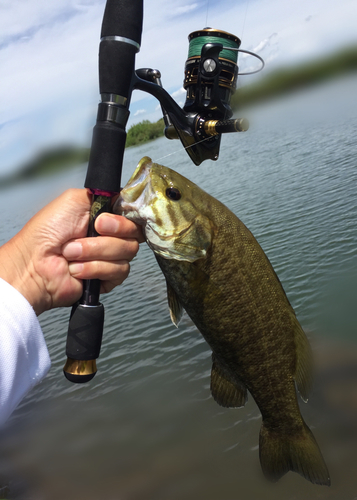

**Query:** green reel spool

left=187, top=29, right=241, bottom=64
left=183, top=28, right=241, bottom=116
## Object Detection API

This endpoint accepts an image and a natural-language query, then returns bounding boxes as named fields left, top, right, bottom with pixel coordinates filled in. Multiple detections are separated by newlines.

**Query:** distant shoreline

left=1, top=45, right=356, bottom=189
left=232, top=45, right=357, bottom=109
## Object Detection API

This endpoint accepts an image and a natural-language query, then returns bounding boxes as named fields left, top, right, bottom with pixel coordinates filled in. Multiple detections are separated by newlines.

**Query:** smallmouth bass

left=114, top=157, right=330, bottom=486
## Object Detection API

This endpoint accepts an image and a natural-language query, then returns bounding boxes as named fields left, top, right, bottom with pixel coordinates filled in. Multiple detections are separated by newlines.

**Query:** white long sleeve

left=0, top=278, right=51, bottom=425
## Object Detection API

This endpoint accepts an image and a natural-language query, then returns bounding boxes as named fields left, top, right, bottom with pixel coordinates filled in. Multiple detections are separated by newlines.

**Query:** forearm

left=0, top=278, right=51, bottom=425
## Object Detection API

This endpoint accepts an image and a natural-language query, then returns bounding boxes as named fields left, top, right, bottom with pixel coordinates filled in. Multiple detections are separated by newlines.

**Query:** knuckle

left=120, top=261, right=130, bottom=279
left=100, top=281, right=116, bottom=294
left=130, top=240, right=140, bottom=258
left=102, top=261, right=130, bottom=282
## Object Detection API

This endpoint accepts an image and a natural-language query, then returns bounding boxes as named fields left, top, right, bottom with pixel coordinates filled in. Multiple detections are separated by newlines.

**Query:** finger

left=100, top=279, right=126, bottom=294
left=95, top=213, right=145, bottom=242
left=68, top=260, right=130, bottom=283
left=62, top=237, right=139, bottom=262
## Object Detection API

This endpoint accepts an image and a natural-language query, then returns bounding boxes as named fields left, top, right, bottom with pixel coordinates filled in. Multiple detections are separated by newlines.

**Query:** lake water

left=0, top=75, right=357, bottom=499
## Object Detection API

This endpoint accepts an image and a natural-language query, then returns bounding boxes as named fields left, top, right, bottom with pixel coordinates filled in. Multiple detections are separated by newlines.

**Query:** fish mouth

left=115, top=157, right=154, bottom=223
left=121, top=157, right=152, bottom=202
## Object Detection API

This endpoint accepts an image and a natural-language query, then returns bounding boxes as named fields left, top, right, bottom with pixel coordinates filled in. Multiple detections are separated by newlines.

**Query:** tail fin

left=259, top=421, right=330, bottom=486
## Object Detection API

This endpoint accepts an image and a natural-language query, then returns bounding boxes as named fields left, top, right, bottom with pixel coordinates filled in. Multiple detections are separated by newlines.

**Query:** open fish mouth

left=120, top=158, right=152, bottom=203
left=115, top=158, right=154, bottom=222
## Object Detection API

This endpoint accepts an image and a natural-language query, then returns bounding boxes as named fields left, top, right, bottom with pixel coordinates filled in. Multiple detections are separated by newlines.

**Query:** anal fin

left=211, top=354, right=248, bottom=408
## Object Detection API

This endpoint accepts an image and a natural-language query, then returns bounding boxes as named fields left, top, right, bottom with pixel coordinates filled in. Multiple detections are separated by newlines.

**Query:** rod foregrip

left=85, top=123, right=127, bottom=192
left=101, top=0, right=143, bottom=42
left=99, top=43, right=137, bottom=98
left=99, top=0, right=143, bottom=97
left=85, top=0, right=143, bottom=192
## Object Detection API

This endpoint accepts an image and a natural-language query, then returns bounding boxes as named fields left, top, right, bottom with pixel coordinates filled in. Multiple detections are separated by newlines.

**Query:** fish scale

left=115, top=156, right=330, bottom=486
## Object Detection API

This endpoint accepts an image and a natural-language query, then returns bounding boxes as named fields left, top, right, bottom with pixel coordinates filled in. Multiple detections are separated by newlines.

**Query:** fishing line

left=240, top=0, right=250, bottom=40
left=205, top=0, right=210, bottom=26
left=154, top=135, right=214, bottom=164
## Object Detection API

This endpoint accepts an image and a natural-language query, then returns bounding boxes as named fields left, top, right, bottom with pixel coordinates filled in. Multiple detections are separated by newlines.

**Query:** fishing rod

left=63, top=0, right=264, bottom=383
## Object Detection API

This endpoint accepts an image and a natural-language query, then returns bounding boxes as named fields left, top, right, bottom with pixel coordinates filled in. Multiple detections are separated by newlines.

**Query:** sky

left=0, top=0, right=356, bottom=176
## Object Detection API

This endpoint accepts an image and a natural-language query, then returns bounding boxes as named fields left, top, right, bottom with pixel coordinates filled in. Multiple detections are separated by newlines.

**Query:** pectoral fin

left=166, top=280, right=183, bottom=327
left=211, top=355, right=248, bottom=408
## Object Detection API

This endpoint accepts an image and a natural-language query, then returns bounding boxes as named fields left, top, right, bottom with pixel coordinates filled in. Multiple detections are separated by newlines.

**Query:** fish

left=114, top=156, right=330, bottom=486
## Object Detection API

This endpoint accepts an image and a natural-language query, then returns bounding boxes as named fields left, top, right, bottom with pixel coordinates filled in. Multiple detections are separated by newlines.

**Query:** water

left=1, top=75, right=357, bottom=499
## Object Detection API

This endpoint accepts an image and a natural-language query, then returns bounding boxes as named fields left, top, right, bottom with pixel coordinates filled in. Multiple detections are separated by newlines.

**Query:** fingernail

left=63, top=242, right=83, bottom=259
left=68, top=262, right=84, bottom=275
left=96, top=214, right=120, bottom=233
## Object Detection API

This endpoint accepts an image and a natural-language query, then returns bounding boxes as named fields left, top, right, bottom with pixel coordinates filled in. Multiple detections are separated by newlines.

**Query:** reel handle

left=63, top=0, right=143, bottom=383
left=203, top=118, right=249, bottom=136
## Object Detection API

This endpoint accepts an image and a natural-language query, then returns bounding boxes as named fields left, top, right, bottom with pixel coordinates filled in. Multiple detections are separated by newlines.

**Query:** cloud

left=0, top=1, right=101, bottom=173
left=171, top=87, right=186, bottom=106
left=252, top=33, right=278, bottom=54
left=134, top=109, right=147, bottom=117
left=171, top=88, right=186, bottom=98
left=170, top=3, right=200, bottom=16
left=237, top=33, right=279, bottom=73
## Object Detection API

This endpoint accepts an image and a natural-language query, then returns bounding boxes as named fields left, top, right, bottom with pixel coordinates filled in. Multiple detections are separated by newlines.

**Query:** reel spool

left=183, top=28, right=241, bottom=119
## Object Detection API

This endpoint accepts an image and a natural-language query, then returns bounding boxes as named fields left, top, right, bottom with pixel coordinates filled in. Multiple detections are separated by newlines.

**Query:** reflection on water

left=0, top=76, right=357, bottom=499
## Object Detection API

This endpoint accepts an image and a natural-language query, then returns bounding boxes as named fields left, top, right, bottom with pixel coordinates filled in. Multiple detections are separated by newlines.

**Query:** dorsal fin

left=211, top=354, right=248, bottom=408
left=166, top=280, right=184, bottom=327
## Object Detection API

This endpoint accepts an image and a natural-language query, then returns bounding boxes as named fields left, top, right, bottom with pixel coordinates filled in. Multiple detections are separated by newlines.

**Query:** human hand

left=0, top=189, right=144, bottom=316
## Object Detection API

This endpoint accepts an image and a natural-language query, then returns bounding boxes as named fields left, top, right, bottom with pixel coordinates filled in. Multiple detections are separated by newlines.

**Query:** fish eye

left=166, top=187, right=181, bottom=201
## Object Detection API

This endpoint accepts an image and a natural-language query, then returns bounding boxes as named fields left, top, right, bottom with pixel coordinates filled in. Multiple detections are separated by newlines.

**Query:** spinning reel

left=135, top=27, right=258, bottom=165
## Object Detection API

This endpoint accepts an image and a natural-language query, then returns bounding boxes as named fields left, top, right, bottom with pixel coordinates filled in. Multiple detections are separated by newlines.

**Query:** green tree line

left=126, top=118, right=164, bottom=147
left=232, top=45, right=357, bottom=109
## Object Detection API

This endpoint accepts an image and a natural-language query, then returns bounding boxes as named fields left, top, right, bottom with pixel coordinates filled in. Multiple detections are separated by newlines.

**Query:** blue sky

left=0, top=0, right=356, bottom=175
